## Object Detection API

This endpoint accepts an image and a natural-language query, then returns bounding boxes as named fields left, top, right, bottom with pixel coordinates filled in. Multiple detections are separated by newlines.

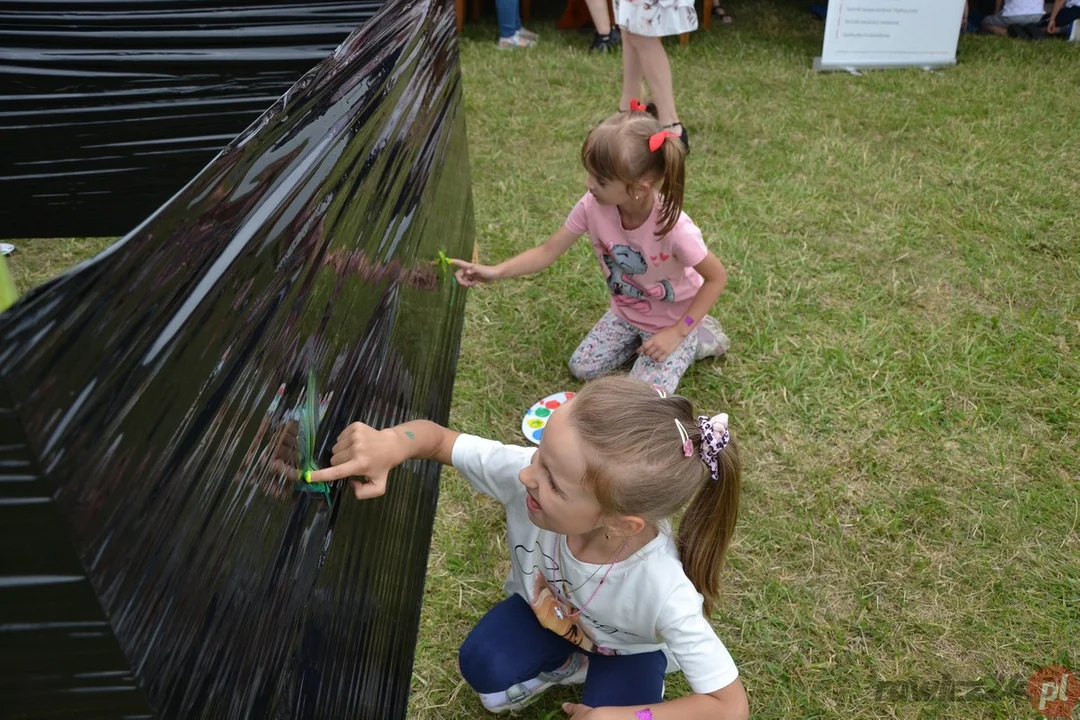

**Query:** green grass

left=7, top=237, right=116, bottom=294
left=7, top=1, right=1080, bottom=717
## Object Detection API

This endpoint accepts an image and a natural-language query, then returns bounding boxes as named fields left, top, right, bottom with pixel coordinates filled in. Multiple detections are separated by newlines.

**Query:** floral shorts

left=613, top=0, right=698, bottom=37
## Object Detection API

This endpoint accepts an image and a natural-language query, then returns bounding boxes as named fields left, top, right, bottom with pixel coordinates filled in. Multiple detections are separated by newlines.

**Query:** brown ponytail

left=655, top=132, right=686, bottom=237
left=569, top=375, right=742, bottom=617
left=676, top=436, right=740, bottom=615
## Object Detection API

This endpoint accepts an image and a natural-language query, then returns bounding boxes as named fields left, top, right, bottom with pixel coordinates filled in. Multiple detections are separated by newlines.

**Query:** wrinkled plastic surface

left=0, top=0, right=385, bottom=239
left=0, top=0, right=473, bottom=715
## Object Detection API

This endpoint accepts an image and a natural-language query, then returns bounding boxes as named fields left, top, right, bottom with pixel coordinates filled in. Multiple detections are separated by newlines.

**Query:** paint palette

left=521, top=391, right=575, bottom=444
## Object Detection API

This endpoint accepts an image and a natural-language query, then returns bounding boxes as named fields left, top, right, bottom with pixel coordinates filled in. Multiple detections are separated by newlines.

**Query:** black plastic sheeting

left=0, top=0, right=474, bottom=714
left=0, top=0, right=387, bottom=239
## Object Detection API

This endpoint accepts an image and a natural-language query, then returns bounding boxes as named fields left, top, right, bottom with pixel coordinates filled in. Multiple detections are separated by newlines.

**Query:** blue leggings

left=458, top=594, right=667, bottom=707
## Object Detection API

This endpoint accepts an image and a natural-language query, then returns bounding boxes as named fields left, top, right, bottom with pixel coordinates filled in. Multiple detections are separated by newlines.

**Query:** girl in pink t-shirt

left=452, top=107, right=730, bottom=392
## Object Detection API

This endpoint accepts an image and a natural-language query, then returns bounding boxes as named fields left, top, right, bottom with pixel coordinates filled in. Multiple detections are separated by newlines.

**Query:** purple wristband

left=634, top=710, right=653, bottom=720
left=683, top=315, right=694, bottom=327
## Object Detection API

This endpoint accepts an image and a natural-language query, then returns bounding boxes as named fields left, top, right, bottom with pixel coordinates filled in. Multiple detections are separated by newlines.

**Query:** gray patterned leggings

left=568, top=311, right=699, bottom=393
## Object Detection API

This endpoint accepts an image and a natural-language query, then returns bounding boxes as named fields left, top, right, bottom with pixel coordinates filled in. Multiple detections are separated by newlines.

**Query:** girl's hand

left=307, top=422, right=405, bottom=500
left=639, top=325, right=686, bottom=363
left=449, top=259, right=502, bottom=287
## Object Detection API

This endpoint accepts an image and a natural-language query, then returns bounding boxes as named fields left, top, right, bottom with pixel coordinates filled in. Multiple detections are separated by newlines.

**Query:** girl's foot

left=590, top=27, right=621, bottom=51
left=498, top=31, right=536, bottom=48
left=517, top=27, right=539, bottom=41
left=695, top=316, right=731, bottom=360
left=477, top=654, right=589, bottom=713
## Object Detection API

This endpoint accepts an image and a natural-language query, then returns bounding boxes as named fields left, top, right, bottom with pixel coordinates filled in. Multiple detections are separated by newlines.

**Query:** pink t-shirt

left=565, top=192, right=708, bottom=333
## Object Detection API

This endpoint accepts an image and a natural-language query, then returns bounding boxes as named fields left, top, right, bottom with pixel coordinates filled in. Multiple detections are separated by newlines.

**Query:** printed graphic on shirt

left=513, top=541, right=559, bottom=577
left=602, top=245, right=674, bottom=314
left=513, top=539, right=644, bottom=652
left=530, top=575, right=619, bottom=655
left=512, top=542, right=604, bottom=652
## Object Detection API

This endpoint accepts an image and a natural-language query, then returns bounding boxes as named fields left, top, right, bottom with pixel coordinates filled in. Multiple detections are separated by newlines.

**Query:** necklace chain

left=549, top=533, right=631, bottom=620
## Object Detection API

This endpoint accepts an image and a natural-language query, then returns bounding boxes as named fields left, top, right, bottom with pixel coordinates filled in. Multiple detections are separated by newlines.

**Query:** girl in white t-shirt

left=310, top=375, right=749, bottom=719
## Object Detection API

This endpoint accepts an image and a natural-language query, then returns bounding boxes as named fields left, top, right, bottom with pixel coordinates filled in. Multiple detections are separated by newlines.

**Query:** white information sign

left=815, top=0, right=966, bottom=72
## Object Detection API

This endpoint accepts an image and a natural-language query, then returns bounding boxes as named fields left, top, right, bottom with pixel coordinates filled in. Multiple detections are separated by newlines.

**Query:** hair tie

left=696, top=413, right=730, bottom=482
left=653, top=385, right=667, bottom=398
left=649, top=130, right=678, bottom=153
left=630, top=98, right=648, bottom=112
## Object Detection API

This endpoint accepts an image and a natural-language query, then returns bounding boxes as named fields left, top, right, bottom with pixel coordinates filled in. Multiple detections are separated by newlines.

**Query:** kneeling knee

left=458, top=640, right=512, bottom=693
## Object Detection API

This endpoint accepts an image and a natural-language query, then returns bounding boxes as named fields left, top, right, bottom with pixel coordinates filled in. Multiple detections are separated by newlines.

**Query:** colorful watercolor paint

left=520, top=391, right=575, bottom=444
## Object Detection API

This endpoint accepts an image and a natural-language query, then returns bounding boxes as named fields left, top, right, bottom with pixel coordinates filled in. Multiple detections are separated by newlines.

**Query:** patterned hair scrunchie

left=696, top=413, right=730, bottom=482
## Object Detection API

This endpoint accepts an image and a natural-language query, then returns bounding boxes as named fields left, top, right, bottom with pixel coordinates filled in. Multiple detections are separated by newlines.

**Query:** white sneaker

left=695, top=315, right=731, bottom=361
left=497, top=30, right=536, bottom=48
left=517, top=27, right=539, bottom=41
left=1070, top=21, right=1080, bottom=42
left=478, top=654, right=588, bottom=713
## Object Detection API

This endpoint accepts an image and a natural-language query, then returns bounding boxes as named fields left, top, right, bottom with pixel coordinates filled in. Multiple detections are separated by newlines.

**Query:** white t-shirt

left=1002, top=0, right=1045, bottom=16
left=451, top=434, right=740, bottom=695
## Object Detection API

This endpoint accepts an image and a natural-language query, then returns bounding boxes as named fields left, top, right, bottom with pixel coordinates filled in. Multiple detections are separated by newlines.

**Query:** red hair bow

left=649, top=130, right=678, bottom=152
left=629, top=98, right=648, bottom=112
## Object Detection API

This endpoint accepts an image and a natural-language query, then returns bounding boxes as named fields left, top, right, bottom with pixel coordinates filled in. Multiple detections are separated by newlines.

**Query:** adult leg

left=619, top=25, right=646, bottom=111
left=585, top=0, right=612, bottom=35
left=981, top=13, right=1010, bottom=35
left=494, top=0, right=519, bottom=39
left=623, top=31, right=679, bottom=127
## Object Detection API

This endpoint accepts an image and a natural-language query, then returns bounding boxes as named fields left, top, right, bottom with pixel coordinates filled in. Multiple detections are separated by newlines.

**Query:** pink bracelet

left=634, top=710, right=653, bottom=720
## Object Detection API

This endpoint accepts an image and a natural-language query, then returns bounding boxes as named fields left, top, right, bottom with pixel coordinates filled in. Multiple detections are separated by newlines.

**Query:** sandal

left=590, top=27, right=621, bottom=52
left=498, top=31, right=536, bottom=48
left=663, top=121, right=689, bottom=153
left=712, top=6, right=734, bottom=23
left=623, top=102, right=690, bottom=153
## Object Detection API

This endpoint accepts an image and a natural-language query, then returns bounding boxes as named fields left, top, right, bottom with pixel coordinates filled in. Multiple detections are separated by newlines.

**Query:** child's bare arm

left=1048, top=0, right=1068, bottom=31
left=450, top=226, right=581, bottom=286
left=681, top=252, right=728, bottom=332
left=638, top=252, right=728, bottom=364
left=562, top=678, right=749, bottom=720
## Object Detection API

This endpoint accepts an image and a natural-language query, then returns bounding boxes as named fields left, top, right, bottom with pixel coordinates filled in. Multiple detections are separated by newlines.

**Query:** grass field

left=7, top=1, right=1079, bottom=718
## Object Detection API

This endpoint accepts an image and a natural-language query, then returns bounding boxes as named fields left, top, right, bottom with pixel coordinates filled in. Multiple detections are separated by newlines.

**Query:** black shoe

left=663, top=122, right=689, bottom=153
left=642, top=105, right=690, bottom=154
left=590, top=27, right=621, bottom=51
